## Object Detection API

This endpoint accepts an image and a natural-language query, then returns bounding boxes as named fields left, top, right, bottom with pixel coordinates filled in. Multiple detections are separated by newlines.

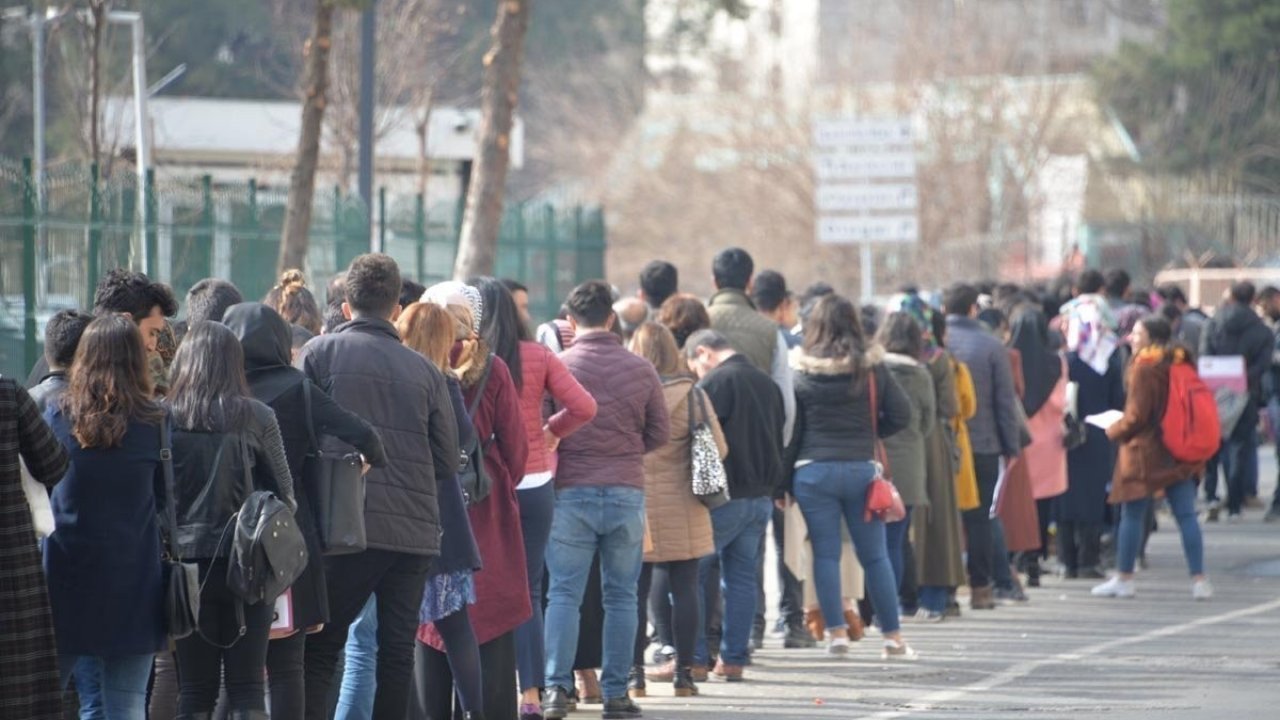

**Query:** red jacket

left=419, top=352, right=531, bottom=648
left=519, top=341, right=597, bottom=476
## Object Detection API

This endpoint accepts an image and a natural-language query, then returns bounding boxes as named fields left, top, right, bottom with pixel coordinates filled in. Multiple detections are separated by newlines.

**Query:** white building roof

left=103, top=96, right=524, bottom=168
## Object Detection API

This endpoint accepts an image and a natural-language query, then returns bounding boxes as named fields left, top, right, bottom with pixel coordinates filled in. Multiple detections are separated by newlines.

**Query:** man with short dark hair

left=1075, top=269, right=1106, bottom=297
left=1201, top=280, right=1273, bottom=521
left=1159, top=284, right=1207, bottom=349
left=751, top=270, right=799, bottom=348
left=944, top=283, right=1024, bottom=610
left=29, top=309, right=93, bottom=412
left=398, top=278, right=426, bottom=310
left=638, top=260, right=678, bottom=311
left=1104, top=269, right=1132, bottom=313
left=299, top=253, right=458, bottom=720
left=706, top=248, right=794, bottom=444
left=184, top=277, right=243, bottom=324
left=684, top=329, right=785, bottom=681
left=543, top=280, right=669, bottom=720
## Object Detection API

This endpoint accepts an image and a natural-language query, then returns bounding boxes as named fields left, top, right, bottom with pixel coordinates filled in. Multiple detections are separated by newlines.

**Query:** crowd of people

left=2, top=247, right=1269, bottom=720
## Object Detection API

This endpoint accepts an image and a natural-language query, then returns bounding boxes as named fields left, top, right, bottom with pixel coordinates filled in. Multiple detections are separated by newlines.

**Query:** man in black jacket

left=1201, top=281, right=1273, bottom=521
left=298, top=253, right=459, bottom=720
left=686, top=330, right=785, bottom=682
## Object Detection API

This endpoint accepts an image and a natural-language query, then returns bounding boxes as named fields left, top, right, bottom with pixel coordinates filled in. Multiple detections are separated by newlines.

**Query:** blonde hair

left=630, top=322, right=685, bottom=377
left=397, top=302, right=458, bottom=371
left=264, top=269, right=322, bottom=335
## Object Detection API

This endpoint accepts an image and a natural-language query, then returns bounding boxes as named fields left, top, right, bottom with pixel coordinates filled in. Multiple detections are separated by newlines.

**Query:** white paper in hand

left=1085, top=410, right=1124, bottom=431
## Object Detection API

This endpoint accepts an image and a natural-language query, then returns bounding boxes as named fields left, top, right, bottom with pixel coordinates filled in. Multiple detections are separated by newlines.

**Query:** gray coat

left=945, top=316, right=1025, bottom=458
left=881, top=353, right=935, bottom=507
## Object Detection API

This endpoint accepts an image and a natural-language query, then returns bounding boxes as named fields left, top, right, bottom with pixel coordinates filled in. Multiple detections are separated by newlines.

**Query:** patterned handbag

left=688, top=386, right=729, bottom=509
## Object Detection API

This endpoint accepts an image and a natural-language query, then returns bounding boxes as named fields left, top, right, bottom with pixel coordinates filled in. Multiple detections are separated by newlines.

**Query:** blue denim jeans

left=793, top=461, right=902, bottom=635
left=58, top=654, right=153, bottom=720
left=918, top=586, right=949, bottom=614
left=515, top=482, right=556, bottom=693
left=544, top=486, right=646, bottom=700
left=334, top=594, right=378, bottom=720
left=885, top=506, right=914, bottom=595
left=693, top=496, right=772, bottom=667
left=1117, top=479, right=1204, bottom=576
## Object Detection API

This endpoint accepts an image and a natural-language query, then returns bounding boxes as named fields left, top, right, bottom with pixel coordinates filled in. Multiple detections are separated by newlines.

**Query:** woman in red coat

left=418, top=282, right=531, bottom=720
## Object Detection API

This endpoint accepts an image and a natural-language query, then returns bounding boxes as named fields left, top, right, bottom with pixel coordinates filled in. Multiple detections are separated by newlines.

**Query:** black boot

left=627, top=665, right=647, bottom=699
left=225, top=712, right=269, bottom=720
left=673, top=666, right=699, bottom=698
left=462, top=713, right=486, bottom=720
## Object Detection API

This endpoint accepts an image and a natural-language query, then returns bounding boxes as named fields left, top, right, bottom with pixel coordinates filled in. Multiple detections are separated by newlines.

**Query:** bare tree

left=452, top=0, right=531, bottom=280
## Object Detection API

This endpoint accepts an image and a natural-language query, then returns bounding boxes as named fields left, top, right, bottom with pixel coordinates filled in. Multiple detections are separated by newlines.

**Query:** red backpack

left=1161, top=361, right=1221, bottom=463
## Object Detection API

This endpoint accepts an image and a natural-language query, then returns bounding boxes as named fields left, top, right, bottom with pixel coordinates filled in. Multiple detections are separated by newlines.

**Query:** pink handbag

left=864, top=372, right=907, bottom=523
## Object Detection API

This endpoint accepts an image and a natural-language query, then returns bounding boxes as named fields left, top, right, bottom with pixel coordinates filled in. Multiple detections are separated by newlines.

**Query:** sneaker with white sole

left=909, top=609, right=945, bottom=624
left=1091, top=576, right=1136, bottom=598
left=881, top=640, right=919, bottom=661
left=826, top=634, right=850, bottom=657
left=1192, top=579, right=1214, bottom=601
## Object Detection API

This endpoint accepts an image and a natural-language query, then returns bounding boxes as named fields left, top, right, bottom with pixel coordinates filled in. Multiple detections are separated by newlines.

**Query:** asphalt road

left=624, top=457, right=1280, bottom=720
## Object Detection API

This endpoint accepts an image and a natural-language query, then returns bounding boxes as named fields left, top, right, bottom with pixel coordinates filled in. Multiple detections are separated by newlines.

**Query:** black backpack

left=226, top=490, right=308, bottom=605
left=458, top=356, right=496, bottom=506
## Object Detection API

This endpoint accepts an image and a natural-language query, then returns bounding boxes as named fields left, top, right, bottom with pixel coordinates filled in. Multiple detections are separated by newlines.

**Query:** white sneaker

left=1192, top=579, right=1214, bottom=601
left=1091, top=576, right=1136, bottom=598
left=881, top=640, right=919, bottom=661
left=826, top=636, right=850, bottom=657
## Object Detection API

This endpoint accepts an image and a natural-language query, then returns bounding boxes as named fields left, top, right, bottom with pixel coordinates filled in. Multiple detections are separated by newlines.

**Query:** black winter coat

left=432, top=375, right=482, bottom=576
left=697, top=354, right=786, bottom=500
left=298, top=316, right=459, bottom=556
left=1201, top=302, right=1273, bottom=413
left=224, top=302, right=387, bottom=626
left=788, top=347, right=912, bottom=477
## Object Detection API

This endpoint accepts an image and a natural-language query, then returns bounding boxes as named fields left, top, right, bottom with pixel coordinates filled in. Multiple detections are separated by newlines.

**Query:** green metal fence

left=0, top=156, right=605, bottom=380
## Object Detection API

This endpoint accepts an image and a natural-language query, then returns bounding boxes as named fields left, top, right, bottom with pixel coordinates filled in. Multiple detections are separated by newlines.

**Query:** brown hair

left=630, top=322, right=685, bottom=377
left=657, top=293, right=711, bottom=349
left=803, top=294, right=870, bottom=384
left=397, top=302, right=459, bottom=371
left=63, top=314, right=165, bottom=448
left=264, top=269, right=323, bottom=335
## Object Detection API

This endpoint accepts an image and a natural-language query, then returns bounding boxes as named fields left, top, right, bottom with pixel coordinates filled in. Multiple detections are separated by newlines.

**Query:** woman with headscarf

left=891, top=295, right=966, bottom=623
left=1056, top=295, right=1126, bottom=579
left=1007, top=305, right=1068, bottom=587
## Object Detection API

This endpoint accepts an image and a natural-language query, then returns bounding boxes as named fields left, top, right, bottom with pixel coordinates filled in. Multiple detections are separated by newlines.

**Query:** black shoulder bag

left=160, top=416, right=201, bottom=641
left=302, top=380, right=367, bottom=555
left=458, top=356, right=496, bottom=506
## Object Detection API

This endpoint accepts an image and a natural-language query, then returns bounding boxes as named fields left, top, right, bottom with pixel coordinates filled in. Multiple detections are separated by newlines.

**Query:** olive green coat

left=912, top=352, right=968, bottom=588
left=881, top=353, right=935, bottom=508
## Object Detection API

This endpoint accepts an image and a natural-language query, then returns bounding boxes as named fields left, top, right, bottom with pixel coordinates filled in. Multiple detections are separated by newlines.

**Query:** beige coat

left=643, top=377, right=728, bottom=563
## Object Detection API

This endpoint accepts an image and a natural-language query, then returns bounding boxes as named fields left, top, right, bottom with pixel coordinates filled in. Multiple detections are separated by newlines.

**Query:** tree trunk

left=452, top=0, right=531, bottom=280
left=88, top=2, right=105, bottom=169
left=279, top=1, right=335, bottom=275
left=415, top=91, right=434, bottom=197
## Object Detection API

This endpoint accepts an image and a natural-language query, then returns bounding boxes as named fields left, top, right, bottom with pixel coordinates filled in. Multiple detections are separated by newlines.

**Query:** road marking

left=858, top=596, right=1280, bottom=719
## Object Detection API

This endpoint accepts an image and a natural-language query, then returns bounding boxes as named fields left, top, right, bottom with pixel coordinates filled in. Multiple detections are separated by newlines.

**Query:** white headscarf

left=421, top=281, right=483, bottom=333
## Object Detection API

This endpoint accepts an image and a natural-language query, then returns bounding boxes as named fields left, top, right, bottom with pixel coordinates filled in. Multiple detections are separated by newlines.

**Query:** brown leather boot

left=970, top=585, right=997, bottom=610
left=805, top=608, right=825, bottom=641
left=843, top=610, right=865, bottom=641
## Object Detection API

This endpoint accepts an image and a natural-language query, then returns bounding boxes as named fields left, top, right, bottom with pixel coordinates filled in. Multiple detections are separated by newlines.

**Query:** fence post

left=333, top=185, right=342, bottom=272
left=414, top=193, right=425, bottom=282
left=144, top=169, right=158, bottom=277
left=544, top=205, right=557, bottom=317
left=515, top=203, right=528, bottom=283
left=22, top=158, right=37, bottom=372
left=378, top=187, right=387, bottom=254
left=87, top=163, right=102, bottom=305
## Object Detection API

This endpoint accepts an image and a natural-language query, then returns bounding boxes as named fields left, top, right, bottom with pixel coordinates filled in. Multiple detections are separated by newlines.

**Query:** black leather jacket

left=171, top=400, right=296, bottom=559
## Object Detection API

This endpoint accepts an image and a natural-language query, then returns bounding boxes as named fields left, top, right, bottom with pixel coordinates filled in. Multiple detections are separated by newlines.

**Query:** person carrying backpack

left=1093, top=315, right=1215, bottom=601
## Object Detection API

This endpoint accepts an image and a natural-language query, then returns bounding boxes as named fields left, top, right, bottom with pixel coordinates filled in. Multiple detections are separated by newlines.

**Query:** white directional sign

left=816, top=183, right=918, bottom=212
left=818, top=216, right=920, bottom=244
left=813, top=118, right=914, bottom=148
left=812, top=116, right=918, bottom=246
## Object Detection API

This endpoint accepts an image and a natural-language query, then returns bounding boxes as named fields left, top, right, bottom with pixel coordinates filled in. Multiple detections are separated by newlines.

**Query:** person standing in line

left=165, top=321, right=297, bottom=719
left=1057, top=291, right=1126, bottom=579
left=264, top=270, right=324, bottom=336
left=472, top=277, right=597, bottom=720
left=0, top=376, right=69, bottom=720
left=785, top=296, right=918, bottom=660
left=627, top=323, right=727, bottom=698
left=944, top=284, right=1025, bottom=610
left=414, top=282, right=531, bottom=720
left=684, top=329, right=786, bottom=681
left=223, top=302, right=387, bottom=720
left=29, top=310, right=93, bottom=413
left=875, top=313, right=937, bottom=608
left=42, top=315, right=168, bottom=718
left=1200, top=282, right=1273, bottom=521
left=299, top=254, right=460, bottom=720
left=396, top=302, right=487, bottom=720
left=542, top=281, right=669, bottom=720
left=502, top=279, right=534, bottom=327
left=185, top=278, right=244, bottom=326
left=1094, top=316, right=1214, bottom=600
left=657, top=295, right=712, bottom=351
left=638, top=261, right=679, bottom=314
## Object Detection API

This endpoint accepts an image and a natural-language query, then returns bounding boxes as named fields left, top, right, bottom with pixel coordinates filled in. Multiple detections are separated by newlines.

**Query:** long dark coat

left=1056, top=352, right=1125, bottom=524
left=0, top=379, right=69, bottom=720
left=912, top=352, right=967, bottom=588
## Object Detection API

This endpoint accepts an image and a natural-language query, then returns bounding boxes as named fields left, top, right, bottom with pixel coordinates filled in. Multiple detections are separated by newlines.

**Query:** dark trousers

left=514, top=483, right=555, bottom=693
left=1222, top=423, right=1259, bottom=515
left=700, top=557, right=722, bottom=663
left=650, top=567, right=673, bottom=649
left=1203, top=453, right=1221, bottom=503
left=268, top=630, right=306, bottom=720
left=1057, top=521, right=1102, bottom=572
left=302, top=549, right=432, bottom=720
left=769, top=507, right=804, bottom=628
left=416, top=631, right=516, bottom=720
left=175, top=561, right=274, bottom=714
left=961, top=453, right=1000, bottom=588
left=635, top=560, right=701, bottom=668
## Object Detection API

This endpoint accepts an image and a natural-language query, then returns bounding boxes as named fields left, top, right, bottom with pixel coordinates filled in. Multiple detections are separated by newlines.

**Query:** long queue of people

left=0, top=249, right=1243, bottom=720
